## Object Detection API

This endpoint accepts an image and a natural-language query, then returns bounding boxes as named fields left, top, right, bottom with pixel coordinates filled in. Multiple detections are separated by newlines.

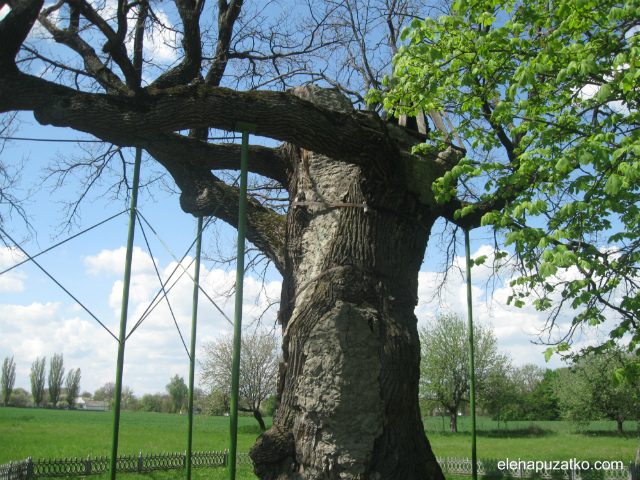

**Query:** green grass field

left=0, top=408, right=269, bottom=463
left=423, top=416, right=636, bottom=463
left=1, top=407, right=635, bottom=479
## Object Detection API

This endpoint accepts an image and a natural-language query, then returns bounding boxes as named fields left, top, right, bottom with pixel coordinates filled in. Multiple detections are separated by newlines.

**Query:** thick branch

left=0, top=0, right=44, bottom=71
left=49, top=0, right=138, bottom=88
left=205, top=0, right=244, bottom=86
left=437, top=196, right=502, bottom=231
left=148, top=0, right=204, bottom=89
left=147, top=141, right=286, bottom=272
left=145, top=133, right=289, bottom=185
left=29, top=84, right=396, bottom=166
left=36, top=8, right=129, bottom=94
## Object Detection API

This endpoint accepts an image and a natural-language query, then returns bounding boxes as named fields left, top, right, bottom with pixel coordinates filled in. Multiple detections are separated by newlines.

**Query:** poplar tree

left=1, top=356, right=16, bottom=406
left=48, top=353, right=64, bottom=408
left=30, top=356, right=46, bottom=407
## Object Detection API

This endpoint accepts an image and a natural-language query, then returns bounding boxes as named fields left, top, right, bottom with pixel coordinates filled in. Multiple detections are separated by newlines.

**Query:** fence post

left=630, top=461, right=636, bottom=480
left=137, top=453, right=142, bottom=474
left=27, top=457, right=33, bottom=479
left=518, top=461, right=522, bottom=479
left=85, top=455, right=91, bottom=477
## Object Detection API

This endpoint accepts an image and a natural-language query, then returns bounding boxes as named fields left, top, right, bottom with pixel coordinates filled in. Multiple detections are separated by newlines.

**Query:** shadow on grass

left=570, top=429, right=631, bottom=438
left=444, top=476, right=510, bottom=480
left=237, top=424, right=265, bottom=435
left=429, top=425, right=556, bottom=438
left=429, top=423, right=633, bottom=439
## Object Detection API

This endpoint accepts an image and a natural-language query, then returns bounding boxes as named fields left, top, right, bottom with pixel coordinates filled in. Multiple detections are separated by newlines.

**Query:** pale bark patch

left=293, top=301, right=384, bottom=478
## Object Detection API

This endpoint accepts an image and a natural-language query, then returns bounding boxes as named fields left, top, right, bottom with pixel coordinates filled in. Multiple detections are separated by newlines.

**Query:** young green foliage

left=1, top=356, right=16, bottom=406
left=48, top=353, right=64, bottom=408
left=378, top=0, right=640, bottom=377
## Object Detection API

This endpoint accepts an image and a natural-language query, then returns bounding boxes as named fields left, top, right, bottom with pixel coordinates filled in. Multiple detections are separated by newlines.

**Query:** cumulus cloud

left=415, top=244, right=616, bottom=369
left=0, top=245, right=282, bottom=396
left=0, top=246, right=27, bottom=292
left=84, top=246, right=157, bottom=275
left=10, top=241, right=624, bottom=395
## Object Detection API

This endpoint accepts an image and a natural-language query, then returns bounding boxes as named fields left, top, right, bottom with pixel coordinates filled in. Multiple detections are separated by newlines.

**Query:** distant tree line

left=419, top=314, right=640, bottom=433
left=4, top=322, right=637, bottom=438
left=0, top=357, right=206, bottom=414
left=420, top=315, right=640, bottom=433
left=1, top=353, right=82, bottom=409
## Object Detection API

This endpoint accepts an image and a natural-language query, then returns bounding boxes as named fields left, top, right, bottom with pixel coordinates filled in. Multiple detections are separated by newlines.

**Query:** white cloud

left=1, top=245, right=282, bottom=396
left=0, top=247, right=28, bottom=292
left=140, top=10, right=180, bottom=64
left=415, top=244, right=622, bottom=369
left=13, top=240, right=629, bottom=396
left=0, top=271, right=26, bottom=292
left=84, top=246, right=157, bottom=275
left=0, top=246, right=25, bottom=269
left=0, top=301, right=118, bottom=393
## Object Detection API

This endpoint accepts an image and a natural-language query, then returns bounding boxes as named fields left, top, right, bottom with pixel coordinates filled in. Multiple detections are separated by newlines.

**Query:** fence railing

left=0, top=450, right=253, bottom=480
left=1, top=454, right=634, bottom=480
left=439, top=457, right=636, bottom=480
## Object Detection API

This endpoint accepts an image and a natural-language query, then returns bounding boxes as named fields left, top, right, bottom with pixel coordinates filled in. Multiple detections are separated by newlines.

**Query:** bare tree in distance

left=30, top=356, right=46, bottom=407
left=1, top=356, right=16, bottom=406
left=200, top=330, right=279, bottom=431
left=0, top=0, right=528, bottom=477
left=93, top=381, right=116, bottom=402
left=65, top=368, right=81, bottom=409
left=48, top=353, right=64, bottom=408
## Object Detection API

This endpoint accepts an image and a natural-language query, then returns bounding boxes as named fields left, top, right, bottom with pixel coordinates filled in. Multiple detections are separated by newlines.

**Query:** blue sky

left=0, top=0, right=615, bottom=399
left=0, top=123, right=578, bottom=396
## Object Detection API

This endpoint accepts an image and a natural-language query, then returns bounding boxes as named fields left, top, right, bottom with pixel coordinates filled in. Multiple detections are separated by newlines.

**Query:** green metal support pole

left=110, top=146, right=142, bottom=480
left=186, top=215, right=203, bottom=480
left=229, top=124, right=254, bottom=480
left=465, top=228, right=478, bottom=480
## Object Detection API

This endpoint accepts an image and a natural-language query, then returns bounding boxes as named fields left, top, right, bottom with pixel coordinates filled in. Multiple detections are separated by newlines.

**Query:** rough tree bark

left=0, top=2, right=504, bottom=478
left=244, top=88, right=448, bottom=479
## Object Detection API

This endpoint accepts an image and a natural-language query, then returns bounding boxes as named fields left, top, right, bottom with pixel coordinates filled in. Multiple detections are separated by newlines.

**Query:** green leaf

left=604, top=174, right=622, bottom=195
left=544, top=347, right=555, bottom=362
left=555, top=157, right=571, bottom=173
left=596, top=83, right=612, bottom=103
left=474, top=255, right=488, bottom=266
left=540, top=262, right=558, bottom=278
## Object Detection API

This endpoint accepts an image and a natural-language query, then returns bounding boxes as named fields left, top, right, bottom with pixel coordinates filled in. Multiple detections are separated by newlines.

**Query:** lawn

left=0, top=408, right=269, bottom=464
left=424, top=416, right=636, bottom=464
left=1, top=407, right=635, bottom=480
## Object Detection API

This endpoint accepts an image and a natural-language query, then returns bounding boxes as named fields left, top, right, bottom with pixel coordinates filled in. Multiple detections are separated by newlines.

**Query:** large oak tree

left=0, top=0, right=507, bottom=478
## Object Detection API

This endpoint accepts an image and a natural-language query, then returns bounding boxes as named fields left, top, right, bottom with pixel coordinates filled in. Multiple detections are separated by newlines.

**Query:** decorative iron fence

left=0, top=450, right=253, bottom=480
left=1, top=454, right=633, bottom=480
left=439, top=457, right=636, bottom=480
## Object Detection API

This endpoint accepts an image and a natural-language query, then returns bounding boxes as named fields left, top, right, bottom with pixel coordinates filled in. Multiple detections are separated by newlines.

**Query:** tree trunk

left=618, top=419, right=623, bottom=435
left=250, top=121, right=443, bottom=479
left=449, top=409, right=458, bottom=433
left=240, top=406, right=267, bottom=431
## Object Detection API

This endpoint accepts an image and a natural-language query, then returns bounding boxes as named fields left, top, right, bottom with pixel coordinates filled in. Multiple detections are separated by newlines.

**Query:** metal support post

left=465, top=228, right=477, bottom=480
left=186, top=215, right=203, bottom=480
left=229, top=122, right=256, bottom=480
left=110, top=146, right=143, bottom=480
